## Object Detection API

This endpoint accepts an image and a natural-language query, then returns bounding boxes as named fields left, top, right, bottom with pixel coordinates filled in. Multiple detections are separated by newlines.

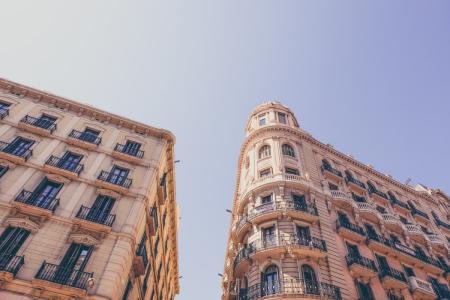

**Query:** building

left=0, top=79, right=180, bottom=300
left=221, top=102, right=450, bottom=300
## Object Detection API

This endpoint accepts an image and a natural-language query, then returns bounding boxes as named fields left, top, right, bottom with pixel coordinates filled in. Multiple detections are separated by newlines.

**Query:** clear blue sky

left=1, top=1, right=449, bottom=299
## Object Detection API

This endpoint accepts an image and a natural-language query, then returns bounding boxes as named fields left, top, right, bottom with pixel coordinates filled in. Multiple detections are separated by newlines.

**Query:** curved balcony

left=329, top=191, right=354, bottom=211
left=234, top=201, right=318, bottom=242
left=321, top=164, right=343, bottom=182
left=355, top=202, right=381, bottom=223
left=345, top=177, right=366, bottom=194
left=336, top=219, right=366, bottom=243
left=379, top=266, right=408, bottom=290
left=240, top=279, right=341, bottom=300
left=368, top=187, right=389, bottom=205
left=405, top=224, right=428, bottom=243
left=346, top=255, right=378, bottom=279
left=427, top=234, right=449, bottom=253
left=408, top=276, right=436, bottom=300
left=381, top=213, right=405, bottom=234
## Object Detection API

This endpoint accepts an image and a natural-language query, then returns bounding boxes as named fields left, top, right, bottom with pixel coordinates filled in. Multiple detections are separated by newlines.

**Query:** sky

left=1, top=1, right=450, bottom=299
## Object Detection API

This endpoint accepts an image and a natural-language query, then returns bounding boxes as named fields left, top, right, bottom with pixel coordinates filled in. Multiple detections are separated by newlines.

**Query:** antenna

left=405, top=178, right=412, bottom=185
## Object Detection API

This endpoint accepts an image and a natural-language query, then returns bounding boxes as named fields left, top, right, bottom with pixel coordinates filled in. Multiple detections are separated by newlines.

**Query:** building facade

left=0, top=79, right=180, bottom=300
left=222, top=102, right=450, bottom=300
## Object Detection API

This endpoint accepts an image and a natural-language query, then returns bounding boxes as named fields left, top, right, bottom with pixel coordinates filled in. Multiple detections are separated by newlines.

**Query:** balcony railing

left=45, top=155, right=84, bottom=175
left=390, top=198, right=410, bottom=210
left=345, top=176, right=366, bottom=189
left=15, top=190, right=60, bottom=212
left=20, top=115, right=57, bottom=133
left=35, top=261, right=93, bottom=290
left=0, top=254, right=24, bottom=276
left=321, top=164, right=343, bottom=178
left=240, top=279, right=341, bottom=300
left=75, top=205, right=116, bottom=227
left=114, top=144, right=144, bottom=158
left=411, top=207, right=429, bottom=220
left=379, top=266, right=407, bottom=283
left=368, top=187, right=388, bottom=200
left=346, top=255, right=378, bottom=272
left=337, top=219, right=366, bottom=236
left=0, top=141, right=33, bottom=161
left=434, top=284, right=450, bottom=299
left=0, top=107, right=9, bottom=119
left=68, top=130, right=101, bottom=145
left=97, top=171, right=132, bottom=188
left=351, top=193, right=366, bottom=203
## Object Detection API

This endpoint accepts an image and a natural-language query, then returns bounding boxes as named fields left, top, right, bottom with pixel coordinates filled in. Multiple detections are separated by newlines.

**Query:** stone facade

left=0, top=79, right=180, bottom=300
left=222, top=102, right=450, bottom=300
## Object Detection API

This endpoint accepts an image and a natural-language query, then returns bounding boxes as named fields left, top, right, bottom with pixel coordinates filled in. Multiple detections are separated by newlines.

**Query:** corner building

left=0, top=79, right=179, bottom=300
left=222, top=102, right=450, bottom=300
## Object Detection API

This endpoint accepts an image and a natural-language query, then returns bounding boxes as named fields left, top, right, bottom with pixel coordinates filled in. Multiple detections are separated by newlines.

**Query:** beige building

left=222, top=102, right=450, bottom=300
left=0, top=79, right=180, bottom=300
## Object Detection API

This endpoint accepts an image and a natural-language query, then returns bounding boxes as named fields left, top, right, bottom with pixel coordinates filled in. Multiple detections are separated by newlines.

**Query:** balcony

left=345, top=176, right=366, bottom=194
left=434, top=218, right=450, bottom=235
left=96, top=171, right=132, bottom=194
left=405, top=224, right=428, bottom=243
left=112, top=143, right=144, bottom=163
left=411, top=207, right=429, bottom=223
left=67, top=130, right=101, bottom=150
left=33, top=261, right=93, bottom=296
left=408, top=276, right=436, bottom=300
left=355, top=202, right=381, bottom=223
left=19, top=115, right=56, bottom=136
left=427, top=234, right=449, bottom=253
left=133, top=242, right=149, bottom=276
left=321, top=164, right=343, bottom=182
left=0, top=107, right=9, bottom=119
left=44, top=155, right=84, bottom=179
left=0, top=254, right=24, bottom=281
left=0, top=140, right=33, bottom=163
left=381, top=214, right=405, bottom=234
left=379, top=267, right=408, bottom=290
left=289, top=236, right=327, bottom=259
left=329, top=191, right=354, bottom=211
left=434, top=284, right=450, bottom=300
left=74, top=205, right=115, bottom=233
left=346, top=255, right=378, bottom=279
left=13, top=190, right=60, bottom=218
left=390, top=198, right=410, bottom=214
left=240, top=279, right=341, bottom=300
left=336, top=219, right=366, bottom=243
left=368, top=187, right=389, bottom=205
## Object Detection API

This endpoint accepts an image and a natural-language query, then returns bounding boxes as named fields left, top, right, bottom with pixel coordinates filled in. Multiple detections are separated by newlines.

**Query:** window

left=259, top=168, right=272, bottom=178
left=86, top=195, right=115, bottom=223
left=151, top=207, right=159, bottom=230
left=108, top=166, right=129, bottom=185
left=296, top=225, right=311, bottom=244
left=322, top=159, right=331, bottom=169
left=58, top=152, right=83, bottom=172
left=388, top=191, right=397, bottom=201
left=285, top=167, right=299, bottom=175
left=258, top=114, right=267, bottom=126
left=262, top=226, right=276, bottom=247
left=390, top=234, right=400, bottom=244
left=154, top=236, right=160, bottom=256
left=293, top=194, right=306, bottom=209
left=122, top=140, right=142, bottom=156
left=35, top=114, right=57, bottom=129
left=81, top=128, right=100, bottom=143
left=356, top=280, right=374, bottom=300
left=0, top=101, right=10, bottom=110
left=367, top=181, right=377, bottom=192
left=57, top=243, right=92, bottom=283
left=29, top=178, right=63, bottom=209
left=261, top=194, right=272, bottom=205
left=160, top=172, right=168, bottom=199
left=403, top=265, right=415, bottom=277
left=262, top=265, right=279, bottom=296
left=301, top=265, right=319, bottom=295
left=328, top=183, right=338, bottom=191
left=142, top=261, right=152, bottom=295
left=122, top=280, right=132, bottom=300
left=281, top=144, right=295, bottom=157
left=0, top=102, right=10, bottom=118
left=365, top=224, right=377, bottom=237
left=345, top=170, right=353, bottom=180
left=346, top=243, right=360, bottom=258
left=0, top=227, right=30, bottom=258
left=4, top=137, right=34, bottom=157
left=376, top=206, right=386, bottom=214
left=258, top=145, right=271, bottom=159
left=399, top=216, right=407, bottom=224
left=277, top=112, right=286, bottom=124
left=0, top=165, right=8, bottom=178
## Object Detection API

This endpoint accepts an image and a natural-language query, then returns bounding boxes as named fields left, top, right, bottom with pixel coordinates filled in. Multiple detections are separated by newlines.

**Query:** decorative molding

left=4, top=216, right=40, bottom=233
left=96, top=188, right=121, bottom=200
left=68, top=232, right=100, bottom=246
left=46, top=173, right=71, bottom=184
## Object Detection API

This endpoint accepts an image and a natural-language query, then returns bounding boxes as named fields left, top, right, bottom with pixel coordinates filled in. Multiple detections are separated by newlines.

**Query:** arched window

left=387, top=191, right=397, bottom=201
left=322, top=159, right=331, bottom=169
left=282, top=144, right=295, bottom=158
left=367, top=181, right=376, bottom=193
left=345, top=170, right=353, bottom=180
left=262, top=265, right=279, bottom=296
left=301, top=265, right=319, bottom=295
left=258, top=145, right=271, bottom=159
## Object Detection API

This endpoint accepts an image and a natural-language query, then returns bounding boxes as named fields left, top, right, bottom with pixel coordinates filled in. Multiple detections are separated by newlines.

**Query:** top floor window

left=3, top=137, right=34, bottom=158
left=259, top=168, right=272, bottom=178
left=282, top=144, right=295, bottom=157
left=277, top=112, right=286, bottom=124
left=261, top=194, right=272, bottom=205
left=115, top=140, right=144, bottom=158
left=258, top=145, right=271, bottom=159
left=81, top=128, right=100, bottom=143
left=35, top=115, right=57, bottom=130
left=0, top=101, right=10, bottom=119
left=258, top=114, right=266, bottom=126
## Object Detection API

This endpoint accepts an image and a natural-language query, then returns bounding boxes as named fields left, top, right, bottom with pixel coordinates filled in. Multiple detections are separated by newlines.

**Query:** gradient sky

left=1, top=1, right=450, bottom=299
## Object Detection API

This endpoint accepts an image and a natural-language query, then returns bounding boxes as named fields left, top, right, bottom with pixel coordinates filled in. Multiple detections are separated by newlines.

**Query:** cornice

left=0, top=78, right=175, bottom=144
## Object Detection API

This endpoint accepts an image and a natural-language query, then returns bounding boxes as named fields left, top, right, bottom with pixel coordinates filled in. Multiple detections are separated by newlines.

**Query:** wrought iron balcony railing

left=321, top=164, right=343, bottom=178
left=114, top=144, right=144, bottom=158
left=15, top=190, right=60, bottom=212
left=0, top=107, right=9, bottom=119
left=35, top=261, right=93, bottom=290
left=75, top=205, right=116, bottom=227
left=97, top=171, right=132, bottom=188
left=45, top=155, right=84, bottom=175
left=239, top=279, right=341, bottom=300
left=0, top=253, right=24, bottom=276
left=337, top=219, right=366, bottom=236
left=346, top=254, right=378, bottom=272
left=0, top=141, right=33, bottom=161
left=20, top=115, right=57, bottom=133
left=379, top=266, right=407, bottom=283
left=351, top=193, right=366, bottom=203
left=345, top=176, right=366, bottom=189
left=68, top=130, right=102, bottom=145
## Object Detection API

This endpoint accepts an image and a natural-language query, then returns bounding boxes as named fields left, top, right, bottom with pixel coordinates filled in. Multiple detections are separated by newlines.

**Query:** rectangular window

left=4, top=137, right=34, bottom=157
left=296, top=226, right=311, bottom=244
left=346, top=243, right=360, bottom=258
left=157, top=262, right=163, bottom=279
left=154, top=236, right=160, bottom=257
left=285, top=167, right=299, bottom=175
left=123, top=140, right=142, bottom=156
left=122, top=279, right=132, bottom=300
left=328, top=183, right=338, bottom=191
left=59, top=243, right=92, bottom=272
left=263, top=226, right=276, bottom=246
left=0, top=227, right=30, bottom=256
left=160, top=172, right=168, bottom=199
left=108, top=166, right=129, bottom=185
left=81, top=128, right=100, bottom=143
left=86, top=195, right=115, bottom=223
left=403, top=265, right=415, bottom=277
left=259, top=168, right=272, bottom=178
left=376, top=206, right=386, bottom=214
left=261, top=194, right=272, bottom=205
left=35, top=114, right=57, bottom=129
left=356, top=281, right=375, bottom=300
left=142, top=261, right=152, bottom=296
left=399, top=216, right=407, bottom=224
left=151, top=207, right=159, bottom=230
left=0, top=165, right=8, bottom=178
left=58, top=152, right=83, bottom=172
left=277, top=112, right=286, bottom=124
left=30, top=178, right=63, bottom=209
left=258, top=114, right=266, bottom=126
